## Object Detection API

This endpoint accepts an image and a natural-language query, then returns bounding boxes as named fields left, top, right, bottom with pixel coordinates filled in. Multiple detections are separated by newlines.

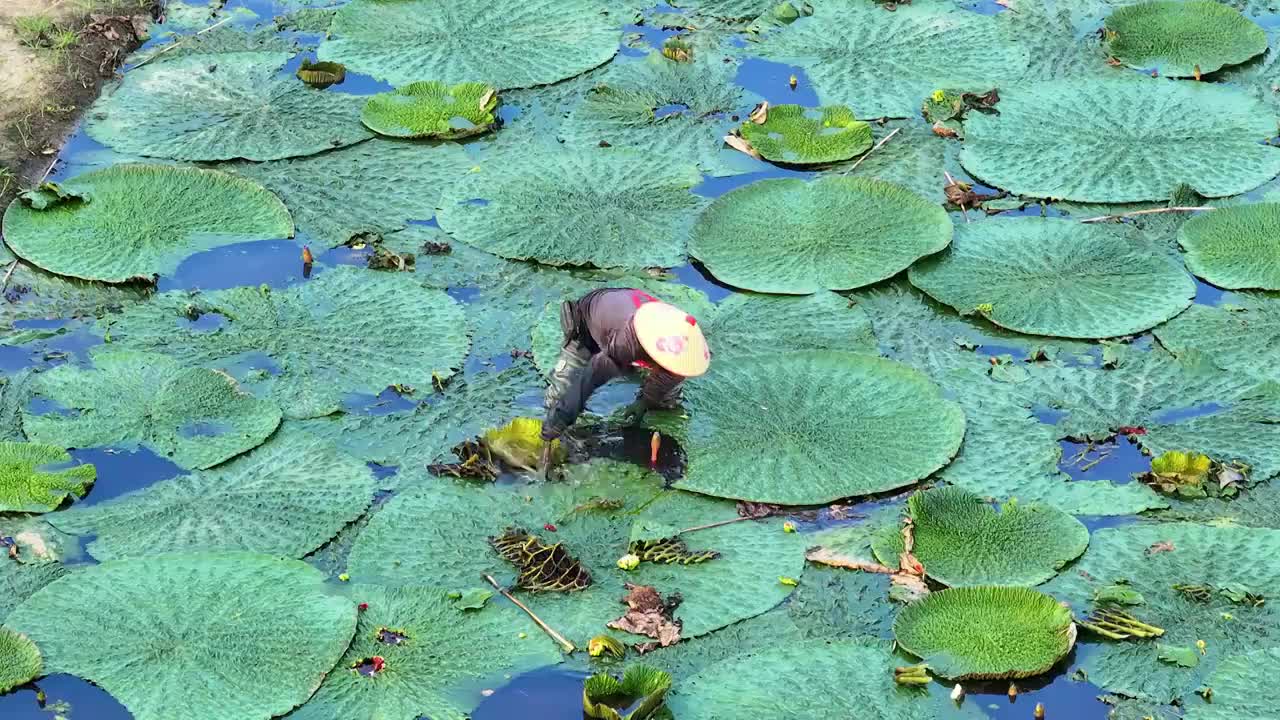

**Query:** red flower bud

left=543, top=523, right=557, bottom=532
left=358, top=603, right=369, bottom=612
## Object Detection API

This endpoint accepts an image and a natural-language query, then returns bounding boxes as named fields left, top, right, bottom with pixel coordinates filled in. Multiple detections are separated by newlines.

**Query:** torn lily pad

left=870, top=486, right=1089, bottom=587
left=908, top=217, right=1196, bottom=339
left=736, top=104, right=872, bottom=165
left=2, top=164, right=293, bottom=283
left=5, top=553, right=357, bottom=720
left=361, top=81, right=499, bottom=139
left=0, top=442, right=95, bottom=513
left=437, top=149, right=705, bottom=269
left=752, top=0, right=1029, bottom=118
left=689, top=177, right=952, bottom=294
left=85, top=52, right=371, bottom=161
left=893, top=586, right=1077, bottom=680
left=97, top=267, right=469, bottom=419
left=702, top=290, right=877, bottom=361
left=288, top=585, right=560, bottom=720
left=46, top=428, right=374, bottom=561
left=1178, top=204, right=1280, bottom=291
left=0, top=627, right=40, bottom=694
left=961, top=78, right=1280, bottom=202
left=24, top=351, right=281, bottom=470
left=669, top=351, right=964, bottom=504
left=319, top=0, right=619, bottom=90
left=1104, top=1, right=1267, bottom=78
left=582, top=665, right=672, bottom=720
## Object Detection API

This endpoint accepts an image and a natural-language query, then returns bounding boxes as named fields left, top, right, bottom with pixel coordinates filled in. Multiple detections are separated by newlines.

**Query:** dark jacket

left=543, top=288, right=684, bottom=439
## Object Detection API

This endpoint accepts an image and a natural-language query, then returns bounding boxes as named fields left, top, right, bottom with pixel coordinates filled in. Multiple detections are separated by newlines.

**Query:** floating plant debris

left=488, top=528, right=592, bottom=592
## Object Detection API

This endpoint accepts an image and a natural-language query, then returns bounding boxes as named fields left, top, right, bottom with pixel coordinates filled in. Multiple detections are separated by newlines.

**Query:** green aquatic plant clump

left=1104, top=1, right=1267, bottom=77
left=893, top=586, right=1077, bottom=680
left=361, top=81, right=499, bottom=139
left=0, top=627, right=41, bottom=693
left=582, top=665, right=673, bottom=720
left=0, top=442, right=96, bottom=513
left=871, top=486, right=1089, bottom=587
left=689, top=177, right=952, bottom=294
left=2, top=164, right=294, bottom=283
left=737, top=104, right=872, bottom=165
left=1178, top=204, right=1280, bottom=291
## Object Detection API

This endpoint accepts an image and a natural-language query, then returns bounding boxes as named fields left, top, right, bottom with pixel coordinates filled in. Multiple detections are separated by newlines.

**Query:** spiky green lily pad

left=1155, top=293, right=1280, bottom=386
left=436, top=149, right=705, bottom=269
left=908, top=217, right=1195, bottom=338
left=560, top=53, right=744, bottom=173
left=1177, top=205, right=1280, bottom=290
left=582, top=665, right=671, bottom=720
left=46, top=429, right=374, bottom=561
left=738, top=104, right=872, bottom=166
left=96, top=267, right=469, bottom=419
left=689, top=177, right=951, bottom=294
left=961, top=78, right=1280, bottom=202
left=319, top=0, right=619, bottom=90
left=702, top=291, right=877, bottom=361
left=669, top=351, right=964, bottom=505
left=23, top=351, right=281, bottom=470
left=1186, top=647, right=1280, bottom=719
left=1045, top=522, right=1280, bottom=703
left=668, top=639, right=978, bottom=719
left=871, top=486, right=1088, bottom=587
left=5, top=553, right=357, bottom=720
left=752, top=0, right=1028, bottom=118
left=85, top=52, right=371, bottom=161
left=361, top=81, right=499, bottom=140
left=1104, top=1, right=1267, bottom=77
left=225, top=137, right=471, bottom=248
left=0, top=628, right=40, bottom=694
left=288, top=585, right=561, bottom=720
left=0, top=442, right=95, bottom=513
left=2, top=164, right=293, bottom=283
left=893, top=586, right=1076, bottom=680
left=348, top=460, right=804, bottom=644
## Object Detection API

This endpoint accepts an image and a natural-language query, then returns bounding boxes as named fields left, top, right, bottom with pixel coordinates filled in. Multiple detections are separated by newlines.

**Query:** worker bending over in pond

left=540, top=288, right=710, bottom=477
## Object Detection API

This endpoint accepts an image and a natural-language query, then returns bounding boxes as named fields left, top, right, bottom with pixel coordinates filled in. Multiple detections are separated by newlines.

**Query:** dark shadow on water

left=735, top=58, right=820, bottom=107
left=470, top=667, right=591, bottom=720
left=68, top=446, right=187, bottom=505
left=0, top=674, right=131, bottom=720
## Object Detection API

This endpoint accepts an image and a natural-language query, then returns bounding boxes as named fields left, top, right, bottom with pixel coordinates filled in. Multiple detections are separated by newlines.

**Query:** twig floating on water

left=842, top=128, right=901, bottom=176
left=1079, top=206, right=1215, bottom=224
left=131, top=15, right=235, bottom=70
left=483, top=574, right=576, bottom=653
left=1, top=260, right=19, bottom=292
left=678, top=515, right=756, bottom=535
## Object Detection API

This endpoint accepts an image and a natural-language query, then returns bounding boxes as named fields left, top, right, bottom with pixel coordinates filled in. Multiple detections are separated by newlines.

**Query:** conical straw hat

left=632, top=302, right=710, bottom=377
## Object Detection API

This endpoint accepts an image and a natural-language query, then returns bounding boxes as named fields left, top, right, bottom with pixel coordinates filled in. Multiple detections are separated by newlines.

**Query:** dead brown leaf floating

left=607, top=583, right=682, bottom=652
left=748, top=101, right=769, bottom=124
left=805, top=515, right=929, bottom=602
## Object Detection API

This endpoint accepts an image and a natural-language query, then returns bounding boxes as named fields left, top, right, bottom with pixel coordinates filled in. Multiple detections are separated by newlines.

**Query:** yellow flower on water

left=783, top=521, right=797, bottom=533
left=779, top=576, right=799, bottom=587
left=338, top=573, right=350, bottom=582
left=617, top=553, right=640, bottom=571
left=932, top=89, right=946, bottom=103
left=1196, top=639, right=1207, bottom=655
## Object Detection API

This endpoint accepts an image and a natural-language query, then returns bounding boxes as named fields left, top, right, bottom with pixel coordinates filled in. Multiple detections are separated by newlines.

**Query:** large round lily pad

left=289, top=585, right=561, bottom=720
left=0, top=442, right=96, bottom=513
left=47, top=429, right=374, bottom=561
left=871, top=486, right=1089, bottom=587
left=1186, top=647, right=1280, bottom=720
left=960, top=78, right=1280, bottom=202
left=1155, top=294, right=1280, bottom=386
left=893, top=586, right=1077, bottom=680
left=23, top=351, right=282, bottom=470
left=319, top=0, right=619, bottom=90
left=689, top=177, right=952, bottom=294
left=4, top=553, right=358, bottom=720
left=1105, top=1, right=1267, bottom=77
left=739, top=104, right=872, bottom=166
left=702, top=291, right=878, bottom=361
left=752, top=0, right=1029, bottom=118
left=436, top=149, right=706, bottom=269
left=2, top=165, right=293, bottom=283
left=1178, top=205, right=1280, bottom=290
left=908, top=217, right=1196, bottom=338
left=96, top=267, right=469, bottom=419
left=361, top=81, right=499, bottom=140
left=85, top=52, right=371, bottom=161
left=671, top=351, right=965, bottom=505
left=0, top=627, right=40, bottom=694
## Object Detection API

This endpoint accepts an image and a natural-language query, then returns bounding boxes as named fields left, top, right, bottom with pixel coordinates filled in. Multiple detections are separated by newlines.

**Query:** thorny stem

left=483, top=574, right=576, bottom=653
left=842, top=128, right=901, bottom=176
left=1079, top=207, right=1216, bottom=224
left=131, top=14, right=235, bottom=70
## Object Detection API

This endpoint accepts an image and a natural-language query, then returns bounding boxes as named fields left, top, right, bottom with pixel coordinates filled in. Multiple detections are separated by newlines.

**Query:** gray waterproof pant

left=544, top=300, right=590, bottom=412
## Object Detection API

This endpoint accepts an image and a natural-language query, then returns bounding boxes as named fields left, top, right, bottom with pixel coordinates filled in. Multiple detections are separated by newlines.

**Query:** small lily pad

left=1104, top=1, right=1267, bottom=77
left=1178, top=204, right=1280, bottom=291
left=450, top=588, right=494, bottom=610
left=0, top=442, right=96, bottom=513
left=0, top=627, right=40, bottom=693
left=738, top=104, right=872, bottom=166
left=361, top=81, right=499, bottom=139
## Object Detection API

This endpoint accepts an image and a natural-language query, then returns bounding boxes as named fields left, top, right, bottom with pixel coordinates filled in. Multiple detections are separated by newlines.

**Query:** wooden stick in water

left=1, top=260, right=19, bottom=292
left=484, top=574, right=576, bottom=654
left=1079, top=206, right=1214, bottom=224
left=132, top=15, right=235, bottom=70
left=842, top=127, right=901, bottom=176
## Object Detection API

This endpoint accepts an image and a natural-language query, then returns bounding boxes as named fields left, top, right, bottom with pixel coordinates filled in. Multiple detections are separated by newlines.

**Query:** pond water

left=3, top=0, right=1278, bottom=718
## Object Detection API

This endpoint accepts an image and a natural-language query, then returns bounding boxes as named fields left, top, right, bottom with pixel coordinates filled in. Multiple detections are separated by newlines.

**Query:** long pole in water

left=483, top=574, right=576, bottom=653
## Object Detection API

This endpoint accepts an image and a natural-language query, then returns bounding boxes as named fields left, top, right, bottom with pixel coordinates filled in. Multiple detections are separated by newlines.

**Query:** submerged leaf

left=490, top=527, right=593, bottom=592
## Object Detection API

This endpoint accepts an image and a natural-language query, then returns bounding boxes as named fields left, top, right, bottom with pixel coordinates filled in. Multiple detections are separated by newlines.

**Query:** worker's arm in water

left=621, top=368, right=684, bottom=424
left=542, top=351, right=624, bottom=441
